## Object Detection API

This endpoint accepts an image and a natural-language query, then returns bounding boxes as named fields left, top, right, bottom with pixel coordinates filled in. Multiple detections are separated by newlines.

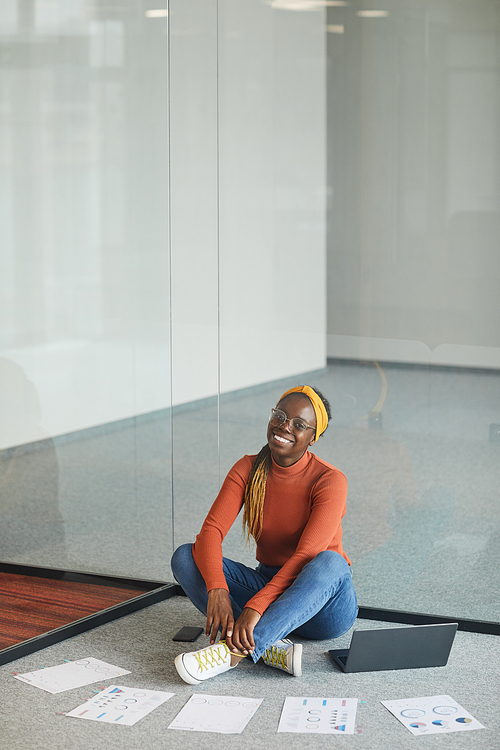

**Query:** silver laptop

left=329, top=622, right=458, bottom=673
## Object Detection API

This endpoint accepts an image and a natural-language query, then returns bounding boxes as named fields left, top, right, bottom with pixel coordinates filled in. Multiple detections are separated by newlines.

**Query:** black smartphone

left=172, top=626, right=204, bottom=642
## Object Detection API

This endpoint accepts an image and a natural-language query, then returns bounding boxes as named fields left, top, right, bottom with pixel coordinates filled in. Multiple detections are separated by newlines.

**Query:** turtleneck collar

left=270, top=448, right=312, bottom=478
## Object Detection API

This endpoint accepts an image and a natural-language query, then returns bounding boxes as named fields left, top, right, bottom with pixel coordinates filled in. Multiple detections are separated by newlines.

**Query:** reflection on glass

left=0, top=358, right=64, bottom=561
left=0, top=2, right=172, bottom=578
left=325, top=0, right=500, bottom=623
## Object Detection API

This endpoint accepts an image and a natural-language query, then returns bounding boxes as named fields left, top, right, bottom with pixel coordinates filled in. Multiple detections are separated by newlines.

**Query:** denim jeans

left=171, top=543, right=358, bottom=663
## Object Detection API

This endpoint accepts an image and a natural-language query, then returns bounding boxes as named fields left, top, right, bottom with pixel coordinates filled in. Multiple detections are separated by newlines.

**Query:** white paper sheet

left=14, top=658, right=131, bottom=694
left=65, top=685, right=174, bottom=726
left=168, top=693, right=263, bottom=734
left=278, top=696, right=358, bottom=734
left=381, top=695, right=485, bottom=736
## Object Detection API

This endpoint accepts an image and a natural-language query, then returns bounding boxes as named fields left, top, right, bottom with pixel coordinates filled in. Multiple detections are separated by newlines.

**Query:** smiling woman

left=268, top=395, right=317, bottom=466
left=170, top=385, right=358, bottom=686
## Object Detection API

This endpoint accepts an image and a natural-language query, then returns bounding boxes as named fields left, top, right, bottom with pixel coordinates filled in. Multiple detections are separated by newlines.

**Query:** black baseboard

left=357, top=606, right=500, bottom=636
left=173, top=584, right=500, bottom=636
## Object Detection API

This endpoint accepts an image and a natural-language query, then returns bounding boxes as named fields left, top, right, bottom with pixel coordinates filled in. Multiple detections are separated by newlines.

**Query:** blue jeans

left=171, top=543, right=358, bottom=663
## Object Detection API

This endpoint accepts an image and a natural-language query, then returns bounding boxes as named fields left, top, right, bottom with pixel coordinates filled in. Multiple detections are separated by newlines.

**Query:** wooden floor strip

left=0, top=572, right=144, bottom=650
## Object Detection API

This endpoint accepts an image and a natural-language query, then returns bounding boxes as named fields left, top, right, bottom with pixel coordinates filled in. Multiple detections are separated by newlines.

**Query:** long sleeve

left=192, top=455, right=253, bottom=593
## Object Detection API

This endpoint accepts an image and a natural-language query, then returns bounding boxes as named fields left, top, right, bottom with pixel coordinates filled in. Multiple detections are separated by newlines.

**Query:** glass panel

left=169, top=0, right=499, bottom=627
left=0, top=1, right=172, bottom=580
left=326, top=0, right=500, bottom=622
left=168, top=0, right=221, bottom=565
left=217, top=2, right=329, bottom=563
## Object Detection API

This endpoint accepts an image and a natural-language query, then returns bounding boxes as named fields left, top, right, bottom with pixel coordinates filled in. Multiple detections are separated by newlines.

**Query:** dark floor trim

left=0, top=563, right=177, bottom=667
left=2, top=575, right=497, bottom=669
left=0, top=561, right=166, bottom=591
left=358, top=606, right=500, bottom=636
left=173, top=585, right=500, bottom=636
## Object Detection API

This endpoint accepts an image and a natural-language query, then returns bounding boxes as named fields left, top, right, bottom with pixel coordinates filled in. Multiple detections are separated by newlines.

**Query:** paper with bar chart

left=278, top=697, right=358, bottom=734
left=66, top=685, right=174, bottom=726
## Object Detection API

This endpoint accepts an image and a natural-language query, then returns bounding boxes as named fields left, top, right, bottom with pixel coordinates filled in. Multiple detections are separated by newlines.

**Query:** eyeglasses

left=269, top=408, right=315, bottom=434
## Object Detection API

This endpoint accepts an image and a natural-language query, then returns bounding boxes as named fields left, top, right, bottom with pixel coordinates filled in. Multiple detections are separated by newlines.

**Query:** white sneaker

left=261, top=638, right=302, bottom=676
left=175, top=641, right=233, bottom=685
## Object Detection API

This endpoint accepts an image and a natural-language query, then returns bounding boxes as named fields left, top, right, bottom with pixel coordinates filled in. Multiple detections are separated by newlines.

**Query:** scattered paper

left=168, top=693, right=262, bottom=734
left=66, top=685, right=174, bottom=726
left=278, top=696, right=358, bottom=734
left=14, top=658, right=131, bottom=694
left=382, top=695, right=485, bottom=736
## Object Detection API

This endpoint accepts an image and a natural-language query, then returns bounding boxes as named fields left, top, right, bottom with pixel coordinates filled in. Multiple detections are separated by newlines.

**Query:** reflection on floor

left=1, top=360, right=499, bottom=624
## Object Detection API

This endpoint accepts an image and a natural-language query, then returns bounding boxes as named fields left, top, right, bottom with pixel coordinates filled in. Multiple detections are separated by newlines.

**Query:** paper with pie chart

left=381, top=695, right=485, bottom=736
left=168, top=694, right=263, bottom=734
left=278, top=697, right=358, bottom=734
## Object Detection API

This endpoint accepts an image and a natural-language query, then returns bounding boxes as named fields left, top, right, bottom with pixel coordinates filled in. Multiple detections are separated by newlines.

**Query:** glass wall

left=168, top=0, right=329, bottom=572
left=325, top=0, right=500, bottom=622
left=0, top=1, right=172, bottom=580
left=1, top=0, right=499, bottom=627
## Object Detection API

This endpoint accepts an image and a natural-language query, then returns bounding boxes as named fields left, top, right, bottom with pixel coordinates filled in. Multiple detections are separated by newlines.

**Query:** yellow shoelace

left=263, top=644, right=288, bottom=670
left=193, top=641, right=230, bottom=673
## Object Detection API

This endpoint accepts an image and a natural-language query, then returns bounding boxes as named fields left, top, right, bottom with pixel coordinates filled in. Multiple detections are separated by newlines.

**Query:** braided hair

left=242, top=387, right=331, bottom=544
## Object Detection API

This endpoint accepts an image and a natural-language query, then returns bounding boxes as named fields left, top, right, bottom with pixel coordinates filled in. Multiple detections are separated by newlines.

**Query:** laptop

left=329, top=622, right=458, bottom=673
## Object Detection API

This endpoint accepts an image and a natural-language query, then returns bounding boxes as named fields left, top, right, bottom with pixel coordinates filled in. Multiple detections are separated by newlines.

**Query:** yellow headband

left=278, top=385, right=328, bottom=442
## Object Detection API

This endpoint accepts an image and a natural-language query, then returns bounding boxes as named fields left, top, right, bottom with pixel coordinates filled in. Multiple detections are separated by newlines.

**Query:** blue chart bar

left=303, top=700, right=308, bottom=706
left=97, top=713, right=106, bottom=719
left=115, top=716, right=124, bottom=722
left=322, top=700, right=327, bottom=706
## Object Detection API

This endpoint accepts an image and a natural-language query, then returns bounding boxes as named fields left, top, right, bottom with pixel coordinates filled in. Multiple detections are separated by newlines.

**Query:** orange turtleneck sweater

left=192, top=449, right=350, bottom=616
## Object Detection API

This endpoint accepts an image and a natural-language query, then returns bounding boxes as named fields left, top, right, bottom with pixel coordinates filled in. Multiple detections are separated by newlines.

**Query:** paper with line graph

left=168, top=693, right=263, bottom=734
left=66, top=685, right=174, bottom=726
left=14, top=658, right=131, bottom=694
left=278, top=696, right=358, bottom=734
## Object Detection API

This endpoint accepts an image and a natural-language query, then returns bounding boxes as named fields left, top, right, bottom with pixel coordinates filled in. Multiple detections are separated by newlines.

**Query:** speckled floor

left=1, top=361, right=500, bottom=748
left=1, top=596, right=498, bottom=750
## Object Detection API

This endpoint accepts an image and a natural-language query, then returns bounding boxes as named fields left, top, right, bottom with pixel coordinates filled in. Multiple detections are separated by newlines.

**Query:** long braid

left=242, top=444, right=271, bottom=543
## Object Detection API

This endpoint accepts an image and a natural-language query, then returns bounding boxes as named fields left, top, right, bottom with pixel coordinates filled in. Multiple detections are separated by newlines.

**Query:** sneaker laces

left=193, top=641, right=230, bottom=673
left=262, top=643, right=289, bottom=670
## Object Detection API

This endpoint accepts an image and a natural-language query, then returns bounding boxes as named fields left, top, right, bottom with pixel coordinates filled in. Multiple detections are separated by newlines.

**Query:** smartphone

left=172, top=626, right=204, bottom=642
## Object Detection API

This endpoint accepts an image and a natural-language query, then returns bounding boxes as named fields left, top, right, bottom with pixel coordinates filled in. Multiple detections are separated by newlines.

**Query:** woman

left=171, top=385, right=358, bottom=684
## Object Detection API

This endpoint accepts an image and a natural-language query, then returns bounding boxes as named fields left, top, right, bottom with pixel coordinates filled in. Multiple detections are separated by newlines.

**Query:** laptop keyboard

left=337, top=654, right=348, bottom=665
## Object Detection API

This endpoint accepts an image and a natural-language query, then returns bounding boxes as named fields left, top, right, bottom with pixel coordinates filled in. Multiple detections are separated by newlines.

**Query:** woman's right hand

left=206, top=588, right=234, bottom=645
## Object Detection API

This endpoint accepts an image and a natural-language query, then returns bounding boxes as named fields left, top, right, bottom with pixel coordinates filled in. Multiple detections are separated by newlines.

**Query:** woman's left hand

left=227, top=607, right=261, bottom=656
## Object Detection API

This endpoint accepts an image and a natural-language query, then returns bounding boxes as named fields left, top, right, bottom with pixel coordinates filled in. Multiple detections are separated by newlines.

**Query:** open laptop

left=329, top=622, right=458, bottom=673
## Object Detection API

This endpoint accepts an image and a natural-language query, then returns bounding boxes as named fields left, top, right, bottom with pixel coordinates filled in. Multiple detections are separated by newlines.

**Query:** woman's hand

left=206, top=589, right=234, bottom=645
left=227, top=607, right=261, bottom=655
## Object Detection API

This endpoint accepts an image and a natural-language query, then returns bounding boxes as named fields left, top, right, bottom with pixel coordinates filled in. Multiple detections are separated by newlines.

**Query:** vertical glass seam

left=167, top=0, right=175, bottom=553
left=216, top=0, right=221, bottom=487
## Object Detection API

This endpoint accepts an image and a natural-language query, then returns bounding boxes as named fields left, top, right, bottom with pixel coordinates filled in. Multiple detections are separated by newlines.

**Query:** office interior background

left=1, top=0, right=499, bottom=629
